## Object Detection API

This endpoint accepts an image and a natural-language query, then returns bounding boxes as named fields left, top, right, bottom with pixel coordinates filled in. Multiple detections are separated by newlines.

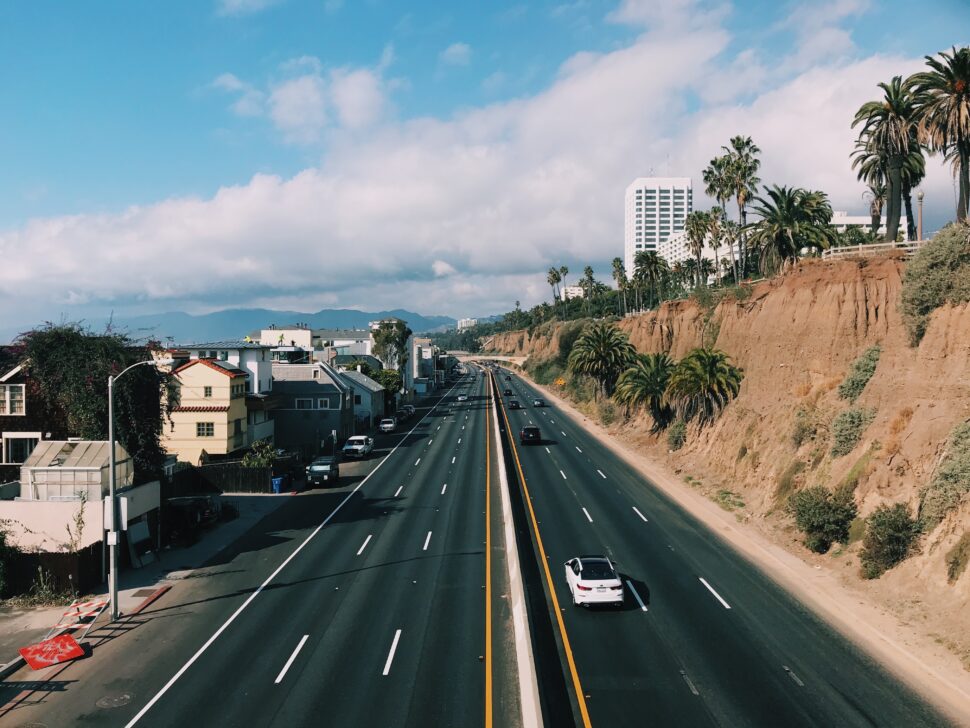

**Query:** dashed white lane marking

left=560, top=470, right=567, bottom=480
left=382, top=630, right=403, bottom=676
left=414, top=458, right=421, bottom=466
left=275, top=634, right=310, bottom=684
left=575, top=446, right=582, bottom=453
left=394, top=486, right=404, bottom=497
left=451, top=456, right=456, bottom=464
left=582, top=507, right=593, bottom=523
left=681, top=670, right=700, bottom=696
left=458, top=438, right=462, bottom=444
left=626, top=580, right=648, bottom=612
left=428, top=439, right=433, bottom=445
left=633, top=507, right=648, bottom=522
left=423, top=531, right=433, bottom=551
left=545, top=447, right=551, bottom=454
left=441, top=483, right=448, bottom=495
left=356, top=534, right=373, bottom=556
left=437, top=425, right=441, bottom=431
left=699, top=578, right=731, bottom=609
left=561, top=431, right=567, bottom=437
left=783, top=666, right=805, bottom=687
left=597, top=469, right=606, bottom=479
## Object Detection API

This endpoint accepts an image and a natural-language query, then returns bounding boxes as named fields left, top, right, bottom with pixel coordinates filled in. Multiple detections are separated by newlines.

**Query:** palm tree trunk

left=959, top=146, right=969, bottom=223
left=902, top=182, right=916, bottom=241
left=713, top=248, right=720, bottom=286
left=738, top=201, right=747, bottom=276
left=885, top=157, right=902, bottom=242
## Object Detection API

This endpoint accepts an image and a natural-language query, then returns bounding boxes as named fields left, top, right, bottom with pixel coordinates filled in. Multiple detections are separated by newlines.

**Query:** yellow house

left=162, top=359, right=249, bottom=464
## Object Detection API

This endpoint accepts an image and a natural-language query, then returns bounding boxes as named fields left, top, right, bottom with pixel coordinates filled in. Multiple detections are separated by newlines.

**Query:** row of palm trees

left=566, top=322, right=744, bottom=431
left=853, top=46, right=970, bottom=242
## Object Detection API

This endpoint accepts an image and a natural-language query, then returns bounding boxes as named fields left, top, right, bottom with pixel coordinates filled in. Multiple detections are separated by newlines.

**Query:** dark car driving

left=519, top=425, right=541, bottom=445
left=306, top=455, right=340, bottom=486
left=509, top=399, right=521, bottom=410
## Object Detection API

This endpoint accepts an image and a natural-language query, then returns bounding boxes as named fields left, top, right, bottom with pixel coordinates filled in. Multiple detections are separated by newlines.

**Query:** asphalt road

left=2, top=371, right=500, bottom=728
left=492, top=366, right=949, bottom=728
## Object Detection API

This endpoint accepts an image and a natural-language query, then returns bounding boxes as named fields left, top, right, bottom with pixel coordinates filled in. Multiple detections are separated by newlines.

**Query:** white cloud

left=216, top=0, right=281, bottom=17
left=439, top=42, right=471, bottom=66
left=329, top=69, right=385, bottom=129
left=432, top=260, right=457, bottom=277
left=268, top=75, right=328, bottom=143
left=212, top=72, right=265, bottom=116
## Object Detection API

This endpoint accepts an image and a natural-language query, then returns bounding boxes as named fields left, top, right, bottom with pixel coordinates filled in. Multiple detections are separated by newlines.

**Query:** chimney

left=357, top=364, right=362, bottom=373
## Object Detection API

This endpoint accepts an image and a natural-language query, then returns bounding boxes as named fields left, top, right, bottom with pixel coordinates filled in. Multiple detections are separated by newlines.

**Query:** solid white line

left=423, top=531, right=432, bottom=551
left=394, top=486, right=403, bottom=497
left=633, top=507, right=648, bottom=523
left=441, top=483, right=448, bottom=495
left=414, top=458, right=421, bottom=466
left=582, top=507, right=593, bottom=523
left=545, top=447, right=551, bottom=454
left=575, top=446, right=582, bottom=453
left=626, top=580, right=648, bottom=612
left=382, top=629, right=402, bottom=676
left=274, top=635, right=309, bottom=684
left=357, top=534, right=373, bottom=556
left=699, top=578, right=732, bottom=609
left=124, top=379, right=463, bottom=727
left=452, top=456, right=456, bottom=464
left=560, top=470, right=567, bottom=480
left=597, top=469, right=606, bottom=479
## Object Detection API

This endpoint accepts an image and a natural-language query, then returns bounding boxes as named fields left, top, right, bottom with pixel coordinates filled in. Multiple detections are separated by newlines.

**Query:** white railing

left=822, top=240, right=925, bottom=260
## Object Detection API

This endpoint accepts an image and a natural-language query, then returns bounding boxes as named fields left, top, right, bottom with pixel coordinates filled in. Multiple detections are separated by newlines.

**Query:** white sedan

left=342, top=435, right=374, bottom=457
left=564, top=556, right=625, bottom=607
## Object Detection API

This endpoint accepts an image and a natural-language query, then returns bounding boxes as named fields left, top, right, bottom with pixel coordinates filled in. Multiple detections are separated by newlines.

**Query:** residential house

left=271, top=358, right=354, bottom=458
left=332, top=353, right=383, bottom=373
left=162, top=359, right=250, bottom=464
left=340, top=369, right=386, bottom=430
left=0, top=352, right=64, bottom=482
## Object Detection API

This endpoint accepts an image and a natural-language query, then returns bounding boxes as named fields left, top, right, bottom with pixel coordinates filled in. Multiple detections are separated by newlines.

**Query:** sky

left=0, top=0, right=966, bottom=332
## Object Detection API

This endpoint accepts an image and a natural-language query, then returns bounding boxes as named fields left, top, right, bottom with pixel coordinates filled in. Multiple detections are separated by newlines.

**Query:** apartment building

left=624, top=177, right=692, bottom=273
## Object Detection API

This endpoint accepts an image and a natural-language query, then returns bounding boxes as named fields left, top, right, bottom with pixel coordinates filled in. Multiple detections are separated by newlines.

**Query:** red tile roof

left=172, top=405, right=230, bottom=413
left=172, top=358, right=248, bottom=378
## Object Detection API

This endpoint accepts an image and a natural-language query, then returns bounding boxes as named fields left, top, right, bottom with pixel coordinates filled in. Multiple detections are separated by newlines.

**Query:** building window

left=296, top=398, right=314, bottom=410
left=207, top=351, right=217, bottom=359
left=204, top=386, right=212, bottom=398
left=219, top=351, right=229, bottom=360
left=233, top=419, right=242, bottom=435
left=354, top=395, right=362, bottom=405
left=318, top=397, right=336, bottom=409
left=0, top=384, right=26, bottom=416
left=2, top=434, right=38, bottom=464
left=196, top=422, right=214, bottom=437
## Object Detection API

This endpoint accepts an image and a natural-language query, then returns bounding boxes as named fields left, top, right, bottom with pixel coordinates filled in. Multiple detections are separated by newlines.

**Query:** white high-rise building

left=623, top=177, right=692, bottom=274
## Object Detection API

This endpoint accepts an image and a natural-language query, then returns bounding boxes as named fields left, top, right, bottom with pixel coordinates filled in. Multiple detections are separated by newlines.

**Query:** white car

left=379, top=418, right=397, bottom=433
left=564, top=556, right=624, bottom=607
left=457, top=394, right=468, bottom=402
left=342, top=436, right=374, bottom=457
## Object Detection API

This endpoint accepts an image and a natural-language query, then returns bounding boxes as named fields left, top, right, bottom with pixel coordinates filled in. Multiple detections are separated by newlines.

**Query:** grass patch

left=847, top=517, right=866, bottom=545
left=830, top=407, right=876, bottom=458
left=919, top=421, right=970, bottom=530
left=667, top=419, right=687, bottom=451
left=714, top=489, right=745, bottom=511
left=775, top=459, right=805, bottom=504
left=945, top=532, right=970, bottom=584
left=837, top=447, right=876, bottom=498
left=837, top=346, right=881, bottom=403
left=889, top=407, right=914, bottom=435
left=736, top=444, right=748, bottom=462
left=900, top=223, right=970, bottom=345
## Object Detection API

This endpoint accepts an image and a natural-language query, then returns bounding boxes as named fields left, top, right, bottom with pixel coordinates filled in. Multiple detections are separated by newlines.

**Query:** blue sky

left=0, top=0, right=966, bottom=333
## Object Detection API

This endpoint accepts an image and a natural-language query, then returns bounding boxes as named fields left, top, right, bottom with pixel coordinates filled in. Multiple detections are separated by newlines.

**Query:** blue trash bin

left=271, top=476, right=285, bottom=494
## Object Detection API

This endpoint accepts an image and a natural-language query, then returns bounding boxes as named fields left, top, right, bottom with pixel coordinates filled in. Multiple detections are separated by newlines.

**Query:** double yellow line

left=492, top=369, right=593, bottom=728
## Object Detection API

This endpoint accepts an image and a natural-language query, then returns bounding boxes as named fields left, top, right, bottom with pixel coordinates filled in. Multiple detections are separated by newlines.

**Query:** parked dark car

left=306, top=455, right=340, bottom=486
left=164, top=495, right=221, bottom=546
left=519, top=426, right=541, bottom=445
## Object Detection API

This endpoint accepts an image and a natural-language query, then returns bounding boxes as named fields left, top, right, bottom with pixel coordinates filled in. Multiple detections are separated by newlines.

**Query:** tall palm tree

left=746, top=185, right=837, bottom=274
left=547, top=267, right=561, bottom=315
left=723, top=136, right=762, bottom=272
left=663, top=348, right=744, bottom=426
left=634, top=250, right=667, bottom=309
left=613, top=352, right=675, bottom=431
left=853, top=76, right=917, bottom=241
left=567, top=322, right=637, bottom=397
left=703, top=154, right=738, bottom=281
left=685, top=210, right=710, bottom=287
left=707, top=207, right=724, bottom=285
left=722, top=220, right=740, bottom=283
left=853, top=141, right=925, bottom=240
left=611, top=257, right=627, bottom=316
left=908, top=46, right=970, bottom=223
left=581, top=266, right=596, bottom=313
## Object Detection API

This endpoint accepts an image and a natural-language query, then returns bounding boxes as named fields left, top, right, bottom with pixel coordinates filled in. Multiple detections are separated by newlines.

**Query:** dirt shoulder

left=512, top=365, right=970, bottom=727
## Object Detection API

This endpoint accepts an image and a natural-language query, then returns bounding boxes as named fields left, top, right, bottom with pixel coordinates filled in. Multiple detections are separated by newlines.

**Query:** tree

left=611, top=257, right=628, bottom=316
left=853, top=76, right=918, bottom=241
left=723, top=136, right=762, bottom=272
left=17, top=323, right=175, bottom=477
left=567, top=322, right=637, bottom=397
left=853, top=137, right=924, bottom=240
left=746, top=185, right=837, bottom=274
left=581, top=266, right=596, bottom=314
left=345, top=358, right=377, bottom=378
left=703, top=154, right=739, bottom=281
left=685, top=210, right=710, bottom=287
left=707, top=207, right=724, bottom=285
left=242, top=439, right=275, bottom=468
left=372, top=320, right=413, bottom=371
left=908, top=46, right=970, bottom=223
left=634, top=250, right=668, bottom=309
left=613, top=353, right=675, bottom=431
left=372, top=368, right=403, bottom=397
left=547, top=267, right=562, bottom=315
left=663, top=348, right=743, bottom=426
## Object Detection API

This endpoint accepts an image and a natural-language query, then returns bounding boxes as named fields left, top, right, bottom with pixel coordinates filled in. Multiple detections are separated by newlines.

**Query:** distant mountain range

left=0, top=308, right=458, bottom=345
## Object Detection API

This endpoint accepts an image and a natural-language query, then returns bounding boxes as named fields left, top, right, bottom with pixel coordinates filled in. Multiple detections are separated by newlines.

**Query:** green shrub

left=945, top=532, right=970, bottom=584
left=830, top=407, right=875, bottom=458
left=837, top=346, right=881, bottom=403
left=597, top=399, right=617, bottom=426
left=791, top=408, right=816, bottom=447
left=900, top=223, right=970, bottom=345
left=788, top=486, right=857, bottom=553
left=667, top=419, right=687, bottom=451
left=919, top=421, right=970, bottom=529
left=861, top=503, right=920, bottom=579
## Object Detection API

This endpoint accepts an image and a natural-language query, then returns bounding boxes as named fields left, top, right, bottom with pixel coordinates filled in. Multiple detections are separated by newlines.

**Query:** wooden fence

left=821, top=240, right=925, bottom=260
left=3, top=541, right=103, bottom=597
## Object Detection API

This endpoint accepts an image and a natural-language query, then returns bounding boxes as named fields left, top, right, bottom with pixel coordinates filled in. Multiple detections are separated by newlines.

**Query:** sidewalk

left=0, top=493, right=289, bottom=678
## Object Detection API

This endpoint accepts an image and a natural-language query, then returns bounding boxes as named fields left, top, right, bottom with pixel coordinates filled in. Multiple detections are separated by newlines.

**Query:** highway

left=491, top=366, right=948, bottom=728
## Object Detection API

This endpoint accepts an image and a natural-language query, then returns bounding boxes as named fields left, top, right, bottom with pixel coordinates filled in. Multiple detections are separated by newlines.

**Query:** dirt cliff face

left=488, top=256, right=970, bottom=658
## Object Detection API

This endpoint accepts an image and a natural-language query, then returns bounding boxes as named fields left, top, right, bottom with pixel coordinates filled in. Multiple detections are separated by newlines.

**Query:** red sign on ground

left=19, top=634, right=85, bottom=670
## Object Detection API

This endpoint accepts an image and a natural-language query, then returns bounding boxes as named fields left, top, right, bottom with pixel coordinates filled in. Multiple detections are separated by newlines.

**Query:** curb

left=0, top=656, right=25, bottom=681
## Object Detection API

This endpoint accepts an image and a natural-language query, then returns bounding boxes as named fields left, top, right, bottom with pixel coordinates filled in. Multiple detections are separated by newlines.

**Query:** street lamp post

left=107, top=357, right=172, bottom=620
left=917, top=189, right=924, bottom=241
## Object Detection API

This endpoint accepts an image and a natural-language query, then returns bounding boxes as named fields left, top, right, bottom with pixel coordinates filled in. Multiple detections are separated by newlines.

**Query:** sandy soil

left=511, top=364, right=970, bottom=727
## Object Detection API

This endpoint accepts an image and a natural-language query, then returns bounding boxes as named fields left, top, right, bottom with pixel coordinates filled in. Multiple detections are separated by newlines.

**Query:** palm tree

left=703, top=154, right=738, bottom=281
left=908, top=46, right=970, bottom=223
left=707, top=207, right=724, bottom=285
left=663, top=348, right=744, bottom=426
left=853, top=76, right=918, bottom=241
left=685, top=210, right=710, bottom=287
left=581, top=266, right=596, bottom=313
left=723, top=136, right=762, bottom=272
left=611, top=257, right=627, bottom=316
left=613, top=352, right=675, bottom=430
left=853, top=140, right=925, bottom=241
left=746, top=185, right=837, bottom=274
left=547, top=267, right=561, bottom=317
left=722, top=220, right=740, bottom=283
left=567, top=322, right=637, bottom=397
left=634, top=250, right=668, bottom=309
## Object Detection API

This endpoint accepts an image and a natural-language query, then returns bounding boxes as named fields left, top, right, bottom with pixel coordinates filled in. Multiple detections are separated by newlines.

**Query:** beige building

left=162, top=359, right=249, bottom=464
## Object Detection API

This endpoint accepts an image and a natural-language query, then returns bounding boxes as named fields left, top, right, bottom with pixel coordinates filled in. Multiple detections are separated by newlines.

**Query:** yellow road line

left=485, top=369, right=493, bottom=728
left=495, top=372, right=593, bottom=728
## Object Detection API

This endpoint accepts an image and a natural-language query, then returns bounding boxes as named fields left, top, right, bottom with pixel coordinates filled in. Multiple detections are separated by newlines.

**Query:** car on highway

left=533, top=398, right=546, bottom=407
left=379, top=418, right=397, bottom=433
left=505, top=375, right=511, bottom=380
left=503, top=388, right=513, bottom=396
left=564, top=556, right=624, bottom=607
left=306, top=455, right=340, bottom=486
left=457, top=394, right=468, bottom=402
left=342, top=435, right=374, bottom=458
left=519, top=425, right=541, bottom=445
left=509, top=399, right=521, bottom=410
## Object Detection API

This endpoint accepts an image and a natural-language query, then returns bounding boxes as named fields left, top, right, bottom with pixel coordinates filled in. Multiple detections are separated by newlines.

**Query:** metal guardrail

left=821, top=240, right=925, bottom=259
